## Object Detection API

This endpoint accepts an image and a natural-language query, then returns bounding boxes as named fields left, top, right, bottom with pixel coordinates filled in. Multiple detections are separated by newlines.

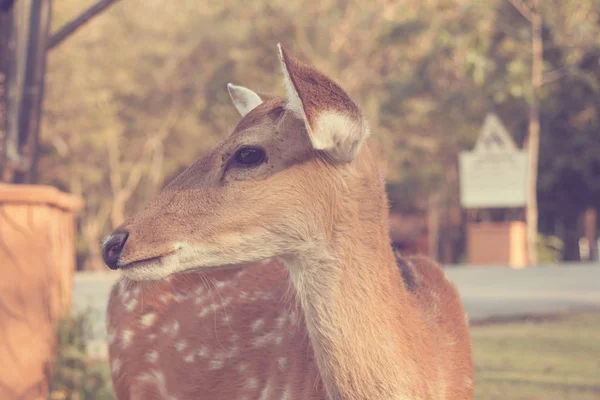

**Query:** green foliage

left=49, top=310, right=114, bottom=400
left=40, top=0, right=600, bottom=267
left=537, top=233, right=564, bottom=264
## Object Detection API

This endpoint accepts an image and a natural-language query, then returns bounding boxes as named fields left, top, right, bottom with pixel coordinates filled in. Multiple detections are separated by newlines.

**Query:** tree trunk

left=2, top=0, right=51, bottom=184
left=583, top=208, right=598, bottom=262
left=427, top=193, right=440, bottom=262
left=561, top=212, right=581, bottom=262
left=525, top=0, right=543, bottom=265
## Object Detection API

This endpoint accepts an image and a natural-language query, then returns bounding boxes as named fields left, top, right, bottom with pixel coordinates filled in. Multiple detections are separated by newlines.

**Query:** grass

left=472, top=312, right=600, bottom=400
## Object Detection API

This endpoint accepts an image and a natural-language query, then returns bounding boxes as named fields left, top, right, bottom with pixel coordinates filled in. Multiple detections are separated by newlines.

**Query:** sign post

left=459, top=113, right=529, bottom=267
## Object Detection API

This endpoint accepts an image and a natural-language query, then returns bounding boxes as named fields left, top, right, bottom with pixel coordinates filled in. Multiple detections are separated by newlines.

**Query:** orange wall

left=467, top=221, right=527, bottom=268
left=0, top=184, right=82, bottom=399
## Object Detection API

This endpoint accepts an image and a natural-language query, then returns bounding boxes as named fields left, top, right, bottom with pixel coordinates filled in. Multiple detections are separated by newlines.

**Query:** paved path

left=443, top=263, right=600, bottom=320
left=73, top=263, right=600, bottom=357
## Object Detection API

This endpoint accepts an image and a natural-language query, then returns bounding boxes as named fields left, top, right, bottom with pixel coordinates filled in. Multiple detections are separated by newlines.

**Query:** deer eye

left=233, top=146, right=266, bottom=167
left=268, top=106, right=285, bottom=120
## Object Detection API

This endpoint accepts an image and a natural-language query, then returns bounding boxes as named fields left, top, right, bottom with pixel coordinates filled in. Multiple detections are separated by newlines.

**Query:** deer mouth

left=119, top=250, right=178, bottom=270
left=180, top=263, right=247, bottom=274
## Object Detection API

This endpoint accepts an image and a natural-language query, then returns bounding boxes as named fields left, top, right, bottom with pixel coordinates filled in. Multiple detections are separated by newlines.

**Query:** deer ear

left=227, top=83, right=264, bottom=117
left=277, top=44, right=369, bottom=163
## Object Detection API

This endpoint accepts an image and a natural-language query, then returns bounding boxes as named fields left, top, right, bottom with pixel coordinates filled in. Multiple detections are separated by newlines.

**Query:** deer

left=103, top=44, right=474, bottom=400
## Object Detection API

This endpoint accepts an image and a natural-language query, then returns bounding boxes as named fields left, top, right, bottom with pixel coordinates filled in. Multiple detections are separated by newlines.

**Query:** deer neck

left=285, top=183, right=428, bottom=400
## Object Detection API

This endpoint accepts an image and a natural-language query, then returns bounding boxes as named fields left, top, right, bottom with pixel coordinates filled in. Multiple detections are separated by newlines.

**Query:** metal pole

left=7, top=0, right=51, bottom=183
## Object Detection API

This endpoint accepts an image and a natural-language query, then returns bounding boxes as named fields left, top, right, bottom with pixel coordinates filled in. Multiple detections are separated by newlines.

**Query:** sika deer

left=104, top=44, right=473, bottom=400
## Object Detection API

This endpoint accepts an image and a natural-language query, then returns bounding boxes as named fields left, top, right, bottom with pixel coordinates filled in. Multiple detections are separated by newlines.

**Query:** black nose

left=102, top=232, right=129, bottom=270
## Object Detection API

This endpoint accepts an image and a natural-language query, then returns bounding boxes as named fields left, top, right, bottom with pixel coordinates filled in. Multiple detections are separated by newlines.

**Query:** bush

left=49, top=309, right=114, bottom=400
left=537, top=233, right=564, bottom=264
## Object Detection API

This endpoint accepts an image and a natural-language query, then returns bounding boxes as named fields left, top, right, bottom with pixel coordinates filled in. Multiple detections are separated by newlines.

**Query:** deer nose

left=102, top=232, right=129, bottom=270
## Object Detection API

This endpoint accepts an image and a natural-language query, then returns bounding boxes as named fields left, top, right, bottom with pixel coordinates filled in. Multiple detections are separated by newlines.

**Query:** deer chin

left=121, top=241, right=279, bottom=282
left=120, top=253, right=182, bottom=282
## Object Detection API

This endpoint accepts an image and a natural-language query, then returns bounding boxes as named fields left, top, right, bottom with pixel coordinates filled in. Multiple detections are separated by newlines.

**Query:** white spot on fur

left=276, top=314, right=287, bottom=329
left=253, top=332, right=279, bottom=348
left=174, top=293, right=187, bottom=302
left=289, top=311, right=298, bottom=325
left=121, top=290, right=131, bottom=302
left=228, top=346, right=239, bottom=358
left=198, top=306, right=210, bottom=318
left=111, top=358, right=121, bottom=375
left=252, top=318, right=264, bottom=332
left=183, top=352, right=195, bottom=363
left=160, top=320, right=180, bottom=336
left=125, top=298, right=138, bottom=312
left=147, top=334, right=157, bottom=341
left=210, top=359, right=224, bottom=370
left=237, top=362, right=248, bottom=373
left=140, top=313, right=156, bottom=328
left=117, top=279, right=127, bottom=296
left=278, top=357, right=287, bottom=370
left=121, top=330, right=133, bottom=348
left=197, top=346, right=210, bottom=358
left=159, top=294, right=171, bottom=304
left=145, top=350, right=159, bottom=363
left=138, top=370, right=178, bottom=400
left=246, top=377, right=258, bottom=390
left=258, top=382, right=273, bottom=400
left=175, top=340, right=187, bottom=352
left=215, top=280, right=227, bottom=288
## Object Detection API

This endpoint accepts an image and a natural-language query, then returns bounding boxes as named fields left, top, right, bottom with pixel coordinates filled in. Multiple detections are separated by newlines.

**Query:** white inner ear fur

left=276, top=44, right=370, bottom=163
left=312, top=112, right=370, bottom=162
left=227, top=83, right=263, bottom=117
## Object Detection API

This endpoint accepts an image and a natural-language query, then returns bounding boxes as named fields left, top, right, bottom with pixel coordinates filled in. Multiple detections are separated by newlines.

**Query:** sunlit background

left=1, top=0, right=599, bottom=399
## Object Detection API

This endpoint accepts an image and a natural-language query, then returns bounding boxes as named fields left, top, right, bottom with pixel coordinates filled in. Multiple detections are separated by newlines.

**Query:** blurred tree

left=38, top=0, right=600, bottom=268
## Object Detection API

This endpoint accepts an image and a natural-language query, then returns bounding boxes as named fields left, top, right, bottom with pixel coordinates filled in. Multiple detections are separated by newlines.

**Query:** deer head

left=102, top=44, right=374, bottom=281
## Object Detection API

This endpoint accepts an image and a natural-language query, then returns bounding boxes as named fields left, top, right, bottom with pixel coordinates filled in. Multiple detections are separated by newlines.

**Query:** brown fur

left=105, top=45, right=473, bottom=399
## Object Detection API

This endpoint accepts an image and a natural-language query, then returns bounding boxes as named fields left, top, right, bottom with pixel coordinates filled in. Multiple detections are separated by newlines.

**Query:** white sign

left=459, top=113, right=528, bottom=209
left=474, top=113, right=518, bottom=153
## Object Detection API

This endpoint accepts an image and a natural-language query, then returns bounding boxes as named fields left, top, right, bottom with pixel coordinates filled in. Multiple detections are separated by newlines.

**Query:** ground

left=472, top=312, right=600, bottom=400
left=53, top=311, right=600, bottom=399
